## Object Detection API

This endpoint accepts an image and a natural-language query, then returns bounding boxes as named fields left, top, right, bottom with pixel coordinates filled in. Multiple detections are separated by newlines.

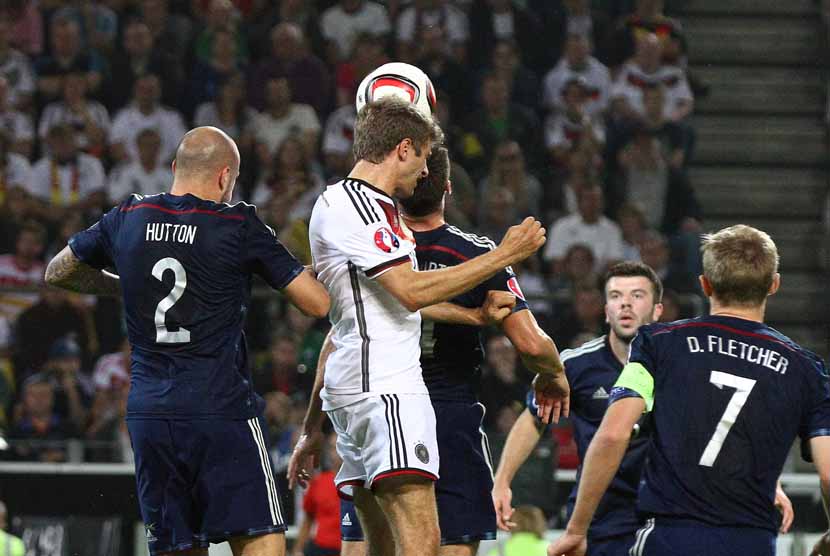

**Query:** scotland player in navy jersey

left=45, top=127, right=330, bottom=556
left=550, top=225, right=830, bottom=556
left=493, top=262, right=663, bottom=556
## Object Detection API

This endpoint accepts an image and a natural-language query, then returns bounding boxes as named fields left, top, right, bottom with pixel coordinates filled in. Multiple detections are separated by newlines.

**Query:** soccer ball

left=355, top=62, right=437, bottom=118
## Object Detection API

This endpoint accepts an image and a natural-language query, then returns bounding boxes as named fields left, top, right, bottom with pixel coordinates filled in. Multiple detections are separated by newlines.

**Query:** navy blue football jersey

left=69, top=193, right=304, bottom=419
left=412, top=224, right=528, bottom=403
left=616, top=315, right=830, bottom=531
left=527, top=336, right=649, bottom=541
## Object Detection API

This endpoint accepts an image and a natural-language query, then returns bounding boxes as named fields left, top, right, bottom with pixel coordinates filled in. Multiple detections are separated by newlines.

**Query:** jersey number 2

left=698, top=371, right=756, bottom=467
left=152, top=257, right=191, bottom=344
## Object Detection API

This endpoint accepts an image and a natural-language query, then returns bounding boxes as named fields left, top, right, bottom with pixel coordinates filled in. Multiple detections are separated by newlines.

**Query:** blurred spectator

left=254, top=335, right=311, bottom=397
left=263, top=390, right=297, bottom=472
left=0, top=499, right=25, bottom=555
left=487, top=39, right=539, bottom=111
left=544, top=76, right=605, bottom=168
left=334, top=32, right=387, bottom=108
left=250, top=136, right=324, bottom=208
left=416, top=24, right=473, bottom=118
left=551, top=145, right=600, bottom=218
left=191, top=0, right=248, bottom=66
left=90, top=338, right=129, bottom=396
left=479, top=335, right=527, bottom=428
left=544, top=185, right=624, bottom=274
left=552, top=285, right=605, bottom=348
left=476, top=185, right=514, bottom=240
left=35, top=16, right=104, bottom=104
left=86, top=338, right=130, bottom=462
left=13, top=287, right=94, bottom=378
left=106, top=19, right=178, bottom=112
left=478, top=141, right=542, bottom=222
left=284, top=305, right=326, bottom=376
left=43, top=212, right=84, bottom=262
left=610, top=33, right=693, bottom=124
left=0, top=15, right=34, bottom=111
left=658, top=288, right=681, bottom=323
left=510, top=256, right=552, bottom=318
left=616, top=203, right=648, bottom=261
left=248, top=22, right=331, bottom=116
left=320, top=0, right=391, bottom=64
left=41, top=336, right=92, bottom=430
left=138, top=0, right=193, bottom=69
left=461, top=73, right=540, bottom=180
left=548, top=243, right=598, bottom=297
left=0, top=187, right=33, bottom=255
left=109, top=74, right=187, bottom=166
left=0, top=129, right=31, bottom=202
left=194, top=72, right=257, bottom=152
left=637, top=230, right=698, bottom=294
left=251, top=77, right=320, bottom=164
left=547, top=0, right=613, bottom=65
left=485, top=505, right=549, bottom=556
left=611, top=0, right=687, bottom=68
left=188, top=28, right=246, bottom=110
left=0, top=220, right=45, bottom=324
left=108, top=128, right=172, bottom=202
left=640, top=83, right=689, bottom=168
left=467, top=0, right=543, bottom=71
left=494, top=403, right=521, bottom=435
left=245, top=0, right=324, bottom=61
left=396, top=0, right=469, bottom=63
left=2, top=0, right=42, bottom=57
left=542, top=33, right=611, bottom=119
left=616, top=127, right=701, bottom=234
left=321, top=104, right=355, bottom=180
left=293, top=432, right=342, bottom=556
left=50, top=0, right=118, bottom=54
left=38, top=72, right=110, bottom=157
left=28, top=124, right=106, bottom=222
left=0, top=77, right=33, bottom=158
left=8, top=373, right=77, bottom=462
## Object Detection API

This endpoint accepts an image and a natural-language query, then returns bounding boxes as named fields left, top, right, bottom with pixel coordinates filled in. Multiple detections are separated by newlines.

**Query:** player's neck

left=401, top=210, right=444, bottom=232
left=169, top=182, right=223, bottom=203
left=609, top=333, right=630, bottom=365
left=348, top=160, right=398, bottom=199
left=709, top=300, right=766, bottom=323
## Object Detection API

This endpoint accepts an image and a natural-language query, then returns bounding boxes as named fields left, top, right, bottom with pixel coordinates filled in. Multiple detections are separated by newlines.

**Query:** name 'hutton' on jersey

left=69, top=192, right=304, bottom=419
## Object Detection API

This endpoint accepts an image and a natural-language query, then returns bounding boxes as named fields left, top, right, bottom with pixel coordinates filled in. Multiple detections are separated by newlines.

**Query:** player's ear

left=446, top=179, right=453, bottom=196
left=396, top=138, right=411, bottom=161
left=698, top=275, right=713, bottom=297
left=652, top=302, right=664, bottom=322
left=768, top=273, right=781, bottom=296
left=171, top=159, right=177, bottom=175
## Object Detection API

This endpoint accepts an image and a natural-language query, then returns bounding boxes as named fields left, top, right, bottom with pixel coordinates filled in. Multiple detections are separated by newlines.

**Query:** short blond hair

left=701, top=224, right=779, bottom=306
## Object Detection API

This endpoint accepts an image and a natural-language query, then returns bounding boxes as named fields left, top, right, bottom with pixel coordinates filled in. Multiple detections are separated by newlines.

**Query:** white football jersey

left=310, top=178, right=425, bottom=411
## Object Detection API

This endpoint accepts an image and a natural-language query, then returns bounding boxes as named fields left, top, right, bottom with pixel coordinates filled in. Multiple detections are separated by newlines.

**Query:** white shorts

left=327, top=393, right=440, bottom=498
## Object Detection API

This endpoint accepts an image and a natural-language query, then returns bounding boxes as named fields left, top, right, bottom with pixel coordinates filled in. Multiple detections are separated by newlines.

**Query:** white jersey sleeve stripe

left=343, top=181, right=373, bottom=225
left=347, top=181, right=380, bottom=224
left=357, top=187, right=381, bottom=222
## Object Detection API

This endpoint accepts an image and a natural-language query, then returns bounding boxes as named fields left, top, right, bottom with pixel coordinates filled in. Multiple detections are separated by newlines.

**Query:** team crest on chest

left=374, top=227, right=400, bottom=253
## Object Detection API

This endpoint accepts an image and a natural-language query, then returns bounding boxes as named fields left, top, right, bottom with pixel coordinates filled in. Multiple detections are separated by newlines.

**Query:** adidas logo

left=342, top=513, right=352, bottom=527
left=592, top=387, right=609, bottom=400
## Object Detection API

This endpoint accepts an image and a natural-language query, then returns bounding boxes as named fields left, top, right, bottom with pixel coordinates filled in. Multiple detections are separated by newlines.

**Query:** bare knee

left=374, top=476, right=439, bottom=554
left=341, top=540, right=368, bottom=556
left=228, top=532, right=285, bottom=556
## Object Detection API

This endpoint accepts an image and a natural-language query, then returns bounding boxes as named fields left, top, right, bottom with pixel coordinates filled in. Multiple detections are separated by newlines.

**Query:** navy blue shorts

left=127, top=415, right=286, bottom=555
left=340, top=498, right=364, bottom=542
left=339, top=400, right=496, bottom=546
left=629, top=518, right=775, bottom=556
left=587, top=533, right=635, bottom=556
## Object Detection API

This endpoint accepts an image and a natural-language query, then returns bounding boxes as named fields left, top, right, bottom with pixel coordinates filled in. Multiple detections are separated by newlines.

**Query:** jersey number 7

left=698, top=371, right=757, bottom=467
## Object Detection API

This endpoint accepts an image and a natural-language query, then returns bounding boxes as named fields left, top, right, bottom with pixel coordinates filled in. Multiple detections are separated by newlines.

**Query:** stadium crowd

left=0, top=0, right=706, bottom=526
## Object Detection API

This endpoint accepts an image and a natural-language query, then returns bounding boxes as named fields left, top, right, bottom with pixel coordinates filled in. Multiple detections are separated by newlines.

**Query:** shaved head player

left=46, top=126, right=330, bottom=556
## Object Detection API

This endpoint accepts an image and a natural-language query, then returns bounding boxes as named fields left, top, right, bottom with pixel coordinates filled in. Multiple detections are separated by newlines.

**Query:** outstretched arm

left=492, top=408, right=546, bottom=530
left=45, top=246, right=120, bottom=296
left=421, top=291, right=517, bottom=326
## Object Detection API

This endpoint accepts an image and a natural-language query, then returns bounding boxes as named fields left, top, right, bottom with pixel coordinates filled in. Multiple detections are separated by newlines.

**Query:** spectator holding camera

left=42, top=336, right=92, bottom=431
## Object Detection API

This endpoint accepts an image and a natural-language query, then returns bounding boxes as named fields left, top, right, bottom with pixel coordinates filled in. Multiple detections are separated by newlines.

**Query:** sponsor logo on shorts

left=342, top=512, right=353, bottom=526
left=145, top=523, right=158, bottom=543
left=415, top=442, right=430, bottom=464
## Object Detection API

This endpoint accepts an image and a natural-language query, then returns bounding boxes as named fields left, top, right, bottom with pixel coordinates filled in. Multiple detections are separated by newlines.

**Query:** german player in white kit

left=304, top=98, right=550, bottom=556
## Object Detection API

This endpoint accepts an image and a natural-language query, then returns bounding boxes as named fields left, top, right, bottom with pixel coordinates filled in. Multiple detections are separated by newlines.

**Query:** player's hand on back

left=492, top=483, right=516, bottom=531
left=498, top=217, right=546, bottom=266
left=287, top=430, right=324, bottom=490
left=533, top=372, right=570, bottom=425
left=774, top=482, right=794, bottom=533
left=480, top=290, right=516, bottom=326
left=811, top=531, right=830, bottom=556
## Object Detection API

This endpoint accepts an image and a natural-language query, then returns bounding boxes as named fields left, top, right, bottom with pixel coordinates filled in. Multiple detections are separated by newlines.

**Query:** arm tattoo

left=45, top=246, right=120, bottom=297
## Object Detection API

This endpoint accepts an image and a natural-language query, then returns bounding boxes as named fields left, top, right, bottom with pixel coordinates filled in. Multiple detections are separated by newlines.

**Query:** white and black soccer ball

left=355, top=62, right=437, bottom=118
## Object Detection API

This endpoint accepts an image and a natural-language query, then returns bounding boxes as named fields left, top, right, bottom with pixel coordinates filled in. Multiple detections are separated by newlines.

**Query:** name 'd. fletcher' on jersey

left=145, top=222, right=198, bottom=245
left=686, top=334, right=789, bottom=374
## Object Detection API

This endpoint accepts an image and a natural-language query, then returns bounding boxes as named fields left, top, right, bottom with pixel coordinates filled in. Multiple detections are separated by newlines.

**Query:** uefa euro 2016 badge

left=507, top=276, right=526, bottom=301
left=374, top=227, right=400, bottom=253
